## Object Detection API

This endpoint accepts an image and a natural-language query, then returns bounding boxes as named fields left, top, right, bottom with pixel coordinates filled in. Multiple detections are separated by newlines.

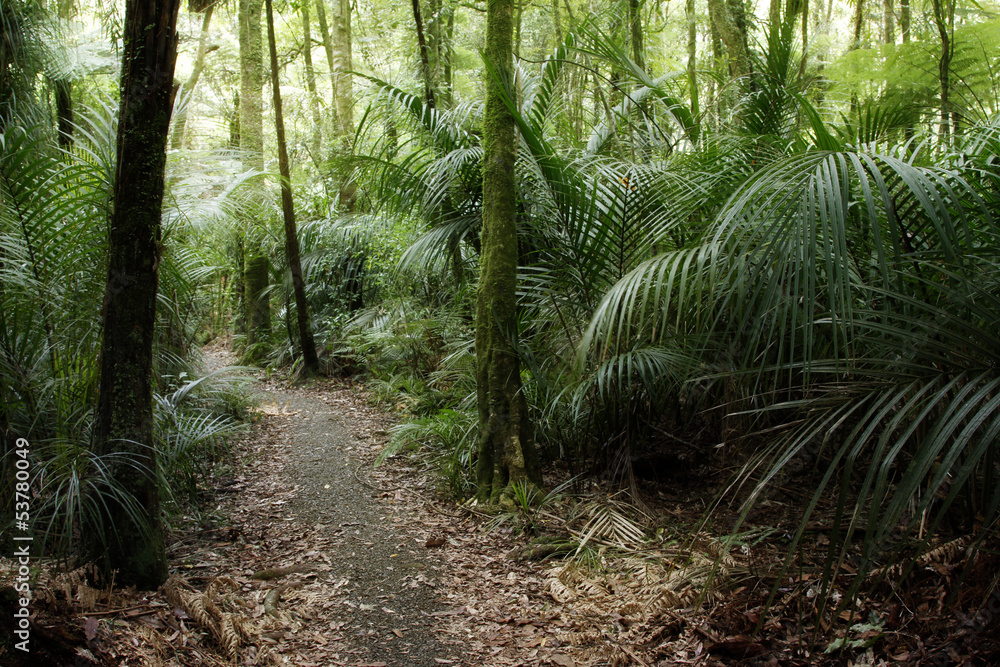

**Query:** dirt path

left=260, top=387, right=458, bottom=666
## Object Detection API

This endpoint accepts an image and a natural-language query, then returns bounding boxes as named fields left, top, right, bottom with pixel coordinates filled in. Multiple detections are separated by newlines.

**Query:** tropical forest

left=1, top=0, right=999, bottom=663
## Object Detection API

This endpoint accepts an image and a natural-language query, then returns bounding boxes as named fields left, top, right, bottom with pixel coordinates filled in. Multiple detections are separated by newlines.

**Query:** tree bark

left=333, top=0, right=354, bottom=139
left=883, top=0, right=895, bottom=44
left=851, top=0, right=865, bottom=50
left=932, top=0, right=955, bottom=139
left=686, top=0, right=698, bottom=120
left=239, top=0, right=269, bottom=350
left=707, top=0, right=749, bottom=78
left=900, top=0, right=910, bottom=42
left=92, top=0, right=182, bottom=590
left=265, top=0, right=320, bottom=375
left=301, top=2, right=323, bottom=160
left=629, top=0, right=645, bottom=72
left=412, top=0, right=437, bottom=108
left=476, top=0, right=541, bottom=503
left=54, top=0, right=75, bottom=147
left=170, top=3, right=216, bottom=150
left=315, top=0, right=338, bottom=124
left=245, top=254, right=271, bottom=348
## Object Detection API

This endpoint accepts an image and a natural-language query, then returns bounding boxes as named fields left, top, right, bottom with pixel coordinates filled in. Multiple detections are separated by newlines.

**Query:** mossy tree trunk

left=475, top=0, right=541, bottom=504
left=265, top=0, right=319, bottom=375
left=91, top=0, right=182, bottom=590
left=411, top=0, right=436, bottom=109
left=707, top=0, right=750, bottom=78
left=53, top=0, right=75, bottom=147
left=244, top=253, right=270, bottom=354
left=239, top=0, right=269, bottom=352
left=300, top=2, right=323, bottom=161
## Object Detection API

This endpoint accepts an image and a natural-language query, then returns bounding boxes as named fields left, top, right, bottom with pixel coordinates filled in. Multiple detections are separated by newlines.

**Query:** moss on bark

left=91, top=0, right=183, bottom=590
left=244, top=253, right=271, bottom=356
left=475, top=0, right=541, bottom=503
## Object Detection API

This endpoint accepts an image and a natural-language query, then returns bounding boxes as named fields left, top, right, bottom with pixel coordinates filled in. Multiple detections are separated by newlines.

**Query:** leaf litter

left=2, top=341, right=999, bottom=666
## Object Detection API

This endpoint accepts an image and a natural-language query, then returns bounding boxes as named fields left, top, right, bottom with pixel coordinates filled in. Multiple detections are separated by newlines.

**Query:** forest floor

left=3, top=340, right=999, bottom=666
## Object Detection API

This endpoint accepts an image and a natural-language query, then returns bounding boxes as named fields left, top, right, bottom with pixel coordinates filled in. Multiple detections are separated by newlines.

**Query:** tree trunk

left=851, top=0, right=865, bottom=50
left=301, top=2, right=323, bottom=161
left=170, top=3, right=216, bottom=150
left=476, top=0, right=541, bottom=503
left=244, top=253, right=270, bottom=351
left=799, top=0, right=809, bottom=80
left=900, top=0, right=910, bottom=42
left=883, top=0, right=895, bottom=44
left=91, top=0, right=182, bottom=590
left=628, top=0, right=645, bottom=72
left=315, top=0, right=338, bottom=131
left=552, top=0, right=561, bottom=47
left=265, top=0, right=320, bottom=375
left=412, top=0, right=437, bottom=108
left=333, top=0, right=354, bottom=139
left=239, top=0, right=269, bottom=349
left=769, top=0, right=781, bottom=30
left=55, top=81, right=73, bottom=148
left=686, top=0, right=698, bottom=120
left=442, top=3, right=454, bottom=107
left=707, top=0, right=749, bottom=78
left=932, top=0, right=955, bottom=140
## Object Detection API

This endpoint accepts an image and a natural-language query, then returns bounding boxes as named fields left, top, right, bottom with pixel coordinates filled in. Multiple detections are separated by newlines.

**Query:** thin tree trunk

left=240, top=0, right=269, bottom=350
left=315, top=0, right=340, bottom=136
left=900, top=0, right=910, bottom=42
left=55, top=81, right=73, bottom=148
left=265, top=0, right=320, bottom=375
left=932, top=0, right=955, bottom=140
left=412, top=0, right=437, bottom=108
left=707, top=0, right=749, bottom=78
left=170, top=3, right=216, bottom=150
left=476, top=0, right=541, bottom=503
left=769, top=0, right=781, bottom=29
left=686, top=0, right=698, bottom=119
left=333, top=0, right=354, bottom=138
left=883, top=0, right=895, bottom=44
left=301, top=2, right=323, bottom=160
left=91, top=0, right=182, bottom=590
left=799, top=0, right=809, bottom=80
left=552, top=0, right=561, bottom=46
left=852, top=0, right=865, bottom=50
left=629, top=0, right=645, bottom=72
left=442, top=3, right=454, bottom=107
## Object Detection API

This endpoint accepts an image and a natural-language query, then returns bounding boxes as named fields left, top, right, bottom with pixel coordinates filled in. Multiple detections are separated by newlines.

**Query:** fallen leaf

left=85, top=617, right=99, bottom=641
left=549, top=655, right=575, bottom=667
left=426, top=537, right=447, bottom=548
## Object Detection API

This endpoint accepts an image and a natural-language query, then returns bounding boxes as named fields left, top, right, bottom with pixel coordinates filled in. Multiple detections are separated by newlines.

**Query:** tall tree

left=708, top=0, right=750, bottom=78
left=239, top=0, right=270, bottom=352
left=265, top=0, right=320, bottom=375
left=883, top=0, right=895, bottom=44
left=628, top=0, right=645, bottom=72
left=91, top=0, right=182, bottom=589
left=475, top=0, right=541, bottom=502
left=54, top=0, right=74, bottom=147
left=686, top=0, right=698, bottom=120
left=900, top=0, right=910, bottom=41
left=301, top=1, right=323, bottom=160
left=932, top=0, right=956, bottom=138
left=170, top=2, right=217, bottom=150
left=412, top=0, right=437, bottom=108
left=314, top=0, right=337, bottom=122
left=332, top=0, right=353, bottom=139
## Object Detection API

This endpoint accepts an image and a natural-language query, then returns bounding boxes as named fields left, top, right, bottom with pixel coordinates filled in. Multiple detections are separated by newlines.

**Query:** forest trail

left=201, top=343, right=470, bottom=666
